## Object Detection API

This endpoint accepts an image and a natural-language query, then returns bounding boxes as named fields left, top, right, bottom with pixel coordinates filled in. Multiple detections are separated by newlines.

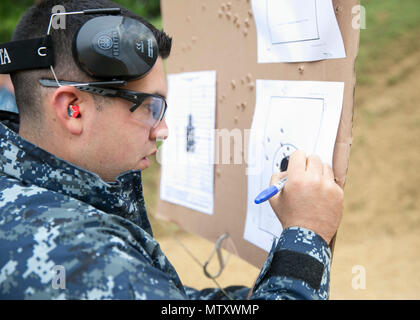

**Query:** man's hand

left=269, top=150, right=343, bottom=244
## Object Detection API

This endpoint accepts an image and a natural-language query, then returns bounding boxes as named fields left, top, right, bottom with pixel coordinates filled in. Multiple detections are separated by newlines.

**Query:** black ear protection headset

left=0, top=8, right=159, bottom=86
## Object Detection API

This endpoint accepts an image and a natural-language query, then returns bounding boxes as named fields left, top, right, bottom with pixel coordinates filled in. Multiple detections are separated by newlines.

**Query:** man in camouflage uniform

left=0, top=0, right=343, bottom=299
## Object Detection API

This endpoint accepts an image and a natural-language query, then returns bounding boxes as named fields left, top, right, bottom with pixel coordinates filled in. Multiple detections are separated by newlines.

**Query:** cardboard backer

left=157, top=0, right=360, bottom=267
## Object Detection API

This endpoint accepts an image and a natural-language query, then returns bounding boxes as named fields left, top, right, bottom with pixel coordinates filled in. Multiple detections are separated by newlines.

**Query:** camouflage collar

left=0, top=120, right=153, bottom=235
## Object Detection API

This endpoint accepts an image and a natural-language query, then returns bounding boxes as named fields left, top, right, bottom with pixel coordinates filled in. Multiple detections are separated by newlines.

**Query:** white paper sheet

left=251, top=0, right=346, bottom=62
left=244, top=80, right=345, bottom=251
left=159, top=71, right=217, bottom=215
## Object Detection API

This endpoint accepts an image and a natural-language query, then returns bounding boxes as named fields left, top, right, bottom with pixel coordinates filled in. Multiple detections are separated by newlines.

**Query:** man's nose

left=150, top=119, right=169, bottom=140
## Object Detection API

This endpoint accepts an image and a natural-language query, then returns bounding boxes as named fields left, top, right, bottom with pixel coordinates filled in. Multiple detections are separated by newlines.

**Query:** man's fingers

left=322, top=163, right=335, bottom=180
left=306, top=154, right=323, bottom=175
left=287, top=150, right=306, bottom=174
left=270, top=171, right=287, bottom=186
left=269, top=171, right=287, bottom=207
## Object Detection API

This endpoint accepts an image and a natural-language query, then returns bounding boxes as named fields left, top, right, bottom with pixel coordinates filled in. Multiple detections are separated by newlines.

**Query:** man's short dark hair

left=10, top=0, right=172, bottom=126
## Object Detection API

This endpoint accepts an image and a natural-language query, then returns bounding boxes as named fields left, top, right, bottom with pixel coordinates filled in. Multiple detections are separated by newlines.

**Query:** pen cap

left=254, top=185, right=279, bottom=204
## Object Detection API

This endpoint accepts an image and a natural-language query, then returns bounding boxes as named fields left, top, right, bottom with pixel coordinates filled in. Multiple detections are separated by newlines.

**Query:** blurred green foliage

left=0, top=0, right=34, bottom=42
left=117, top=0, right=161, bottom=18
left=0, top=0, right=162, bottom=42
left=357, top=0, right=420, bottom=85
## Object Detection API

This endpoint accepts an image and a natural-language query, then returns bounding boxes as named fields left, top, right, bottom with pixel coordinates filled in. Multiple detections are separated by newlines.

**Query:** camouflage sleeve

left=184, top=227, right=331, bottom=300
left=250, top=227, right=331, bottom=300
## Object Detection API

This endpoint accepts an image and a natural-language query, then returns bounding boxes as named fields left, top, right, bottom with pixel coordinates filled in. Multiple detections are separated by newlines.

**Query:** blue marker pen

left=254, top=177, right=287, bottom=204
left=255, top=155, right=290, bottom=204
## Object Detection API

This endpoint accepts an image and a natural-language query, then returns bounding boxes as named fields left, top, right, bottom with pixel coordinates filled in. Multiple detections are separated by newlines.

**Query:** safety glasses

left=39, top=79, right=167, bottom=128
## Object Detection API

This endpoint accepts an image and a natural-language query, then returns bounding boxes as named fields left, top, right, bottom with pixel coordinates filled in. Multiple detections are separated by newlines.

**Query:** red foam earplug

left=68, top=105, right=80, bottom=118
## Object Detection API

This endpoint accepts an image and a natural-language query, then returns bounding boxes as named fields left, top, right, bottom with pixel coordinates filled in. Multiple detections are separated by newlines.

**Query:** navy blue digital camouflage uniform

left=0, top=111, right=332, bottom=299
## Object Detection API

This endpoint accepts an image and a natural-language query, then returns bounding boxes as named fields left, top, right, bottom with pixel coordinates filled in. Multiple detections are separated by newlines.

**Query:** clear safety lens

left=131, top=96, right=165, bottom=127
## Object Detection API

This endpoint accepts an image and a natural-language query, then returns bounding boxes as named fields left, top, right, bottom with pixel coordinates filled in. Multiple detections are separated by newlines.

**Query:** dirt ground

left=149, top=48, right=420, bottom=300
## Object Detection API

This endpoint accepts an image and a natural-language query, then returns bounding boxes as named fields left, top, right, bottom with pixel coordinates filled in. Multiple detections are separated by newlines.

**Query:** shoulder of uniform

left=0, top=174, right=103, bottom=217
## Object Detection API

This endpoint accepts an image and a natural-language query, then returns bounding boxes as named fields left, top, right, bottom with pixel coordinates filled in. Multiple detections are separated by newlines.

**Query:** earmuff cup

left=73, top=15, right=159, bottom=81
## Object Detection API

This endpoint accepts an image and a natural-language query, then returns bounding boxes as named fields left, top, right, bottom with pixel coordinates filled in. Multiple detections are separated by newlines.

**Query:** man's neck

left=19, top=121, right=67, bottom=163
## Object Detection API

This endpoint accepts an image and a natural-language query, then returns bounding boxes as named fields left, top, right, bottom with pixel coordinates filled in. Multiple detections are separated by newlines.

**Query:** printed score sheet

left=159, top=71, right=217, bottom=215
left=251, top=0, right=346, bottom=62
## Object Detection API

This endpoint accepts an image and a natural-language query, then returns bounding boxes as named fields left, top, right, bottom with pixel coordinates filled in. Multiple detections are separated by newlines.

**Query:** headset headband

left=0, top=36, right=54, bottom=73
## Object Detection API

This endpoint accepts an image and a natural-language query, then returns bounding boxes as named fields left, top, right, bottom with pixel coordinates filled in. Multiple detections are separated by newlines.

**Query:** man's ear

left=50, top=86, right=85, bottom=135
